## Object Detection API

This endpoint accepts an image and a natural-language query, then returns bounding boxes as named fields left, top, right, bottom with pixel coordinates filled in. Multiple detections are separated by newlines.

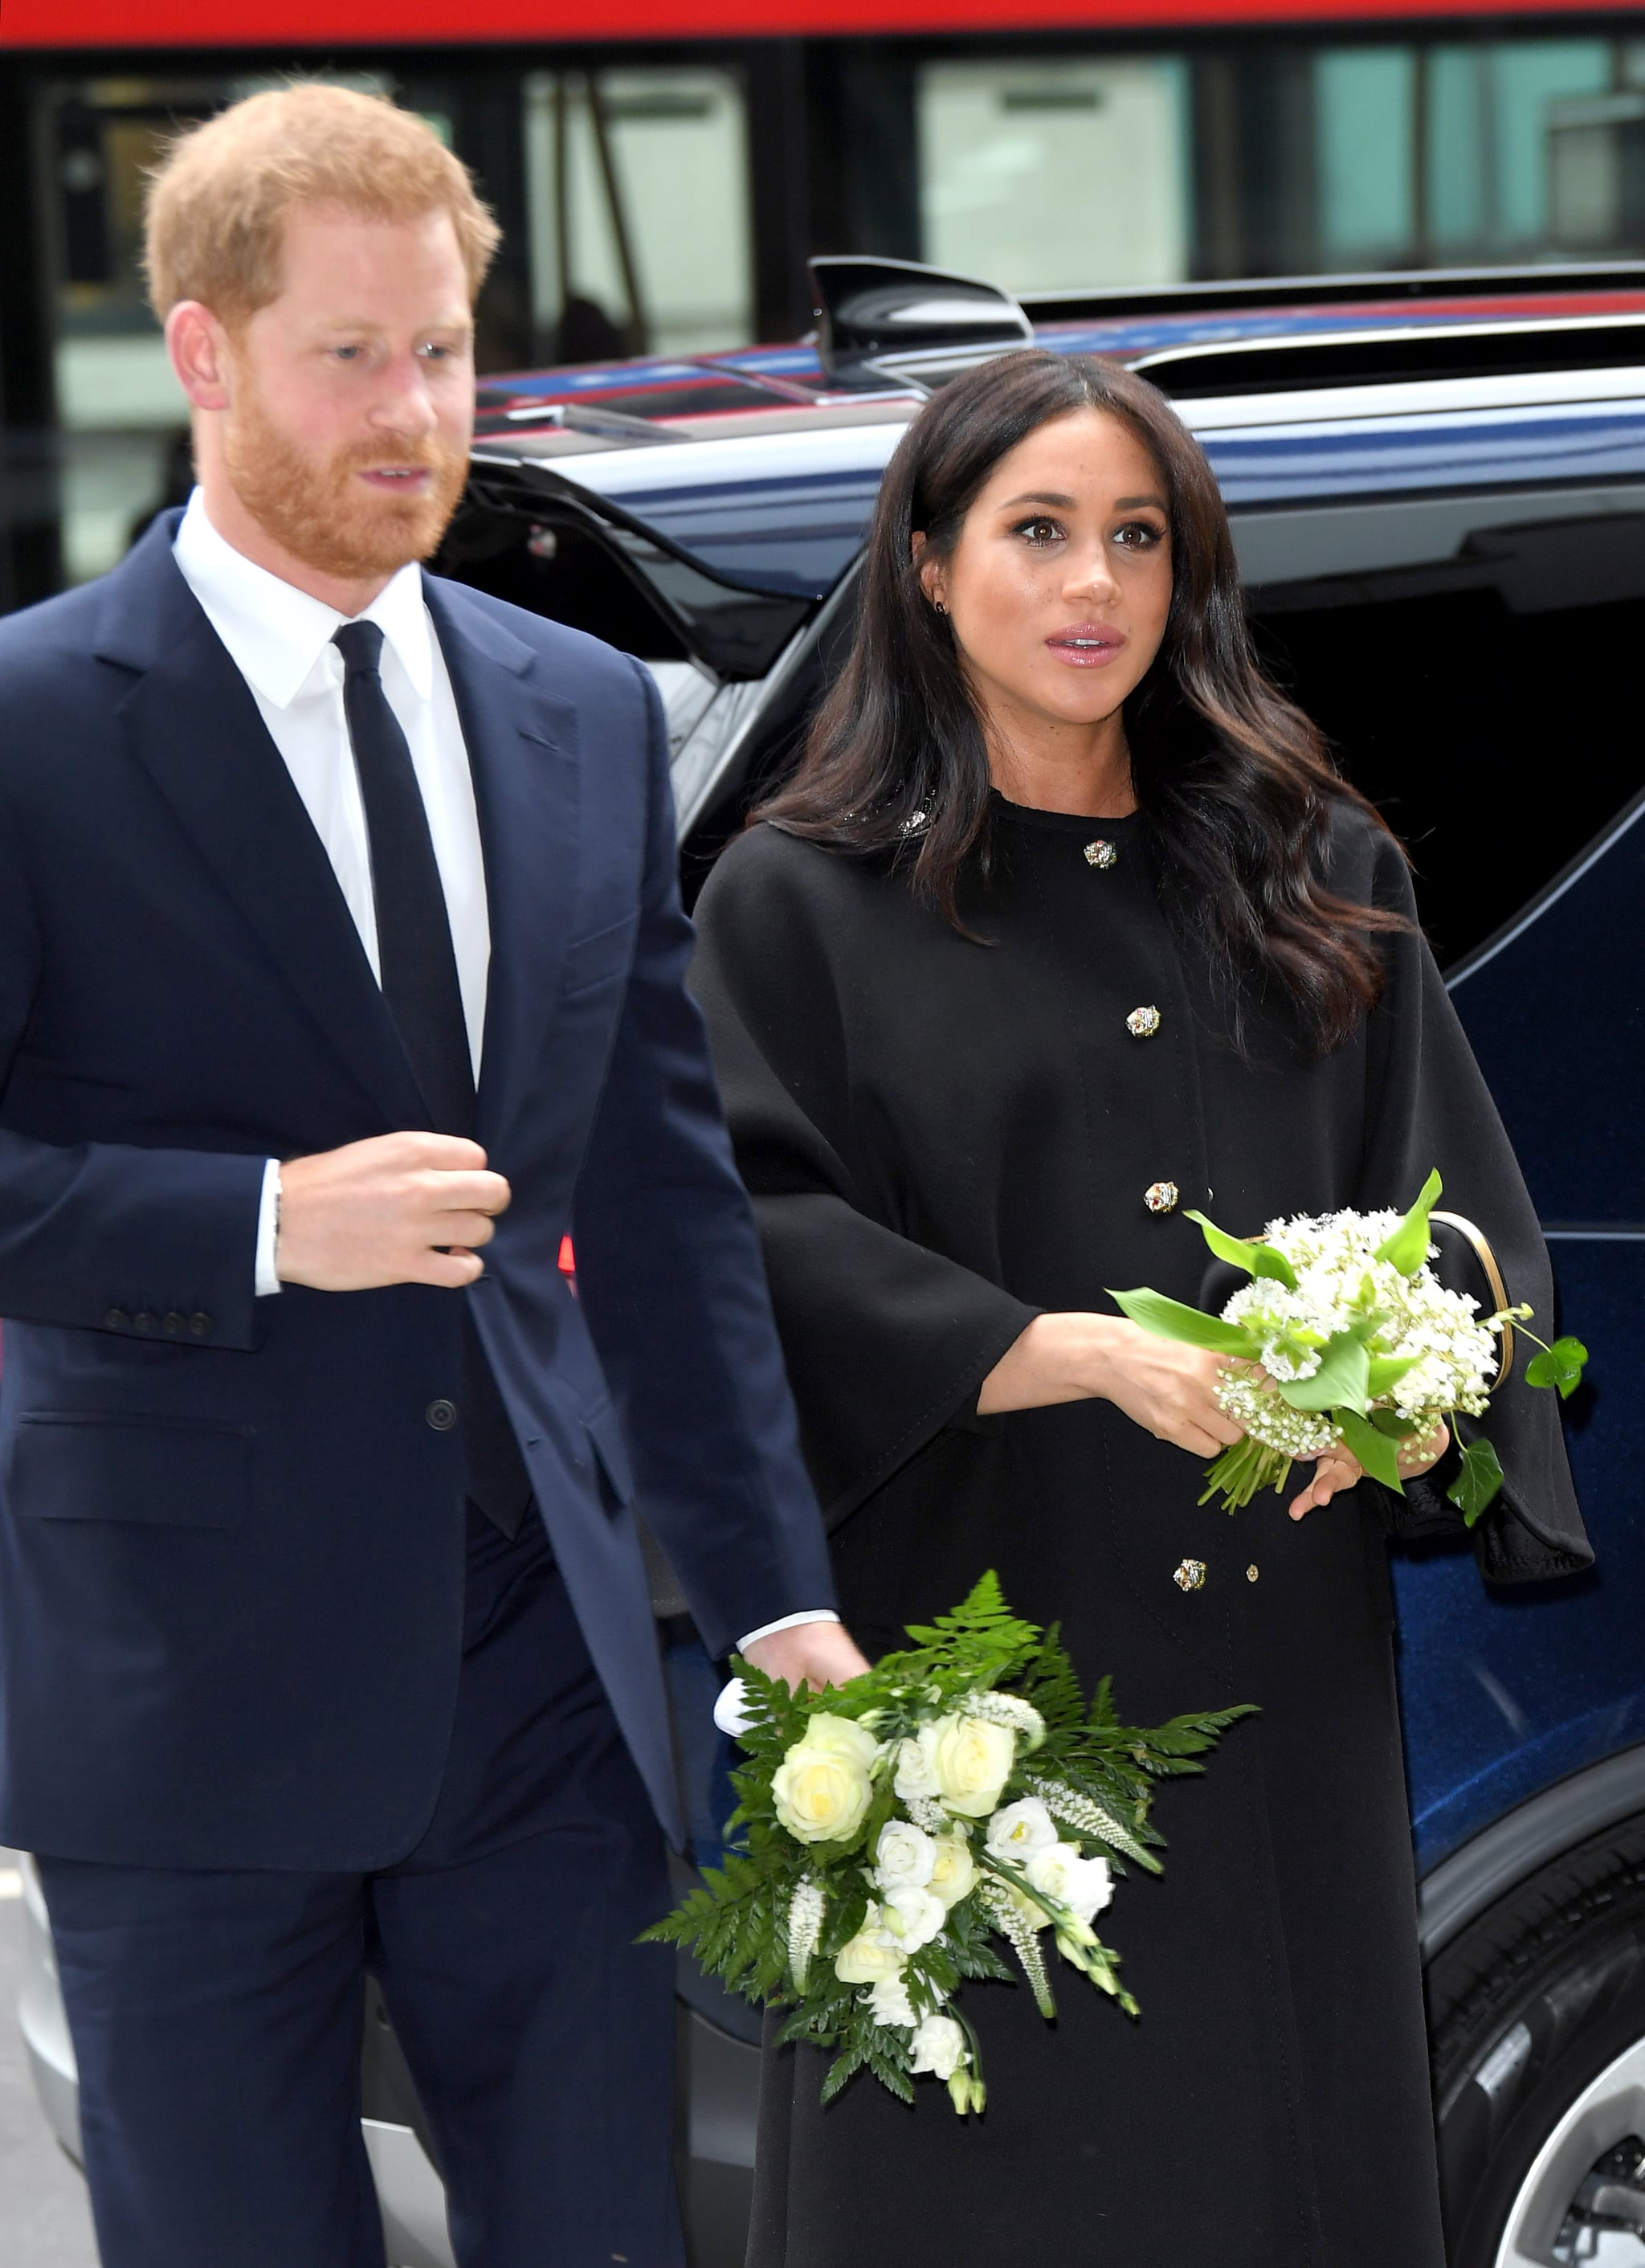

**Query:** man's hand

left=276, top=1131, right=511, bottom=1292
left=741, top=1620, right=872, bottom=1695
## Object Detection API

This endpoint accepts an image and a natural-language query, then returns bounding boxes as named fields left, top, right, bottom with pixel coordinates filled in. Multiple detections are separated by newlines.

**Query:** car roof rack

left=809, top=255, right=1034, bottom=388
left=1023, top=259, right=1645, bottom=324
left=1131, top=312, right=1645, bottom=399
left=805, top=255, right=1645, bottom=395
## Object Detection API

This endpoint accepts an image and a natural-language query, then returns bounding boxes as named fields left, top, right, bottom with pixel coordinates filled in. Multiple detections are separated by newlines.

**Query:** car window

left=1237, top=484, right=1645, bottom=966
left=438, top=505, right=694, bottom=663
left=439, top=489, right=812, bottom=680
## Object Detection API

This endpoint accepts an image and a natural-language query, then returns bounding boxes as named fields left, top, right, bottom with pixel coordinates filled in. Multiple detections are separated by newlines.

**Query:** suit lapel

left=97, top=523, right=428, bottom=1132
left=422, top=575, right=583, bottom=1154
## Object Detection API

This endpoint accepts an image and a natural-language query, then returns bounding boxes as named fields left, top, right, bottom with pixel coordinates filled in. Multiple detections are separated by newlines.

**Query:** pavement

left=0, top=1853, right=99, bottom=2266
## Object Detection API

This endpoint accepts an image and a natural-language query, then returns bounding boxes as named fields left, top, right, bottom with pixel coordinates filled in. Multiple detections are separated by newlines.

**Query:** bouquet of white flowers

left=1112, top=1170, right=1586, bottom=1517
left=645, top=1576, right=1251, bottom=2115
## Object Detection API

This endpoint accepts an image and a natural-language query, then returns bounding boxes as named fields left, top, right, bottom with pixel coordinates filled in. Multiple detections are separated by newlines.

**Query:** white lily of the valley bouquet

left=647, top=1576, right=1251, bottom=2115
left=1113, top=1170, right=1587, bottom=1517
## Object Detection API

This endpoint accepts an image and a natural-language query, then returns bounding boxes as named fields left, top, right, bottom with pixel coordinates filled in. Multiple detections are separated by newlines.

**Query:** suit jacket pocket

left=10, top=1412, right=252, bottom=1527
left=561, top=916, right=638, bottom=1001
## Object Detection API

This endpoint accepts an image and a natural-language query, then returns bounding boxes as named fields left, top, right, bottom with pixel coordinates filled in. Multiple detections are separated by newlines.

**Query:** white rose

left=892, top=1727, right=942, bottom=1801
left=867, top=1973, right=918, bottom=2029
left=984, top=1796, right=1058, bottom=1861
left=772, top=1714, right=879, bottom=1846
left=874, top=1819, right=937, bottom=1894
left=880, top=1886, right=946, bottom=1954
left=928, top=1832, right=977, bottom=1910
left=931, top=1714, right=1016, bottom=1818
left=909, top=2013, right=967, bottom=2082
left=1026, top=1841, right=1113, bottom=1925
left=794, top=1714, right=880, bottom=1768
left=834, top=1907, right=905, bottom=1986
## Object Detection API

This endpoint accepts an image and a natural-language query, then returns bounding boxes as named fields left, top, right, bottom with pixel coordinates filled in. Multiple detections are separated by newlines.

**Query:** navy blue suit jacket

left=0, top=513, right=834, bottom=1868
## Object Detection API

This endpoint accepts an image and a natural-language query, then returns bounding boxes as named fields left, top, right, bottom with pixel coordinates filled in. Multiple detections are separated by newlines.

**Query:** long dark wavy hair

left=754, top=349, right=1407, bottom=1050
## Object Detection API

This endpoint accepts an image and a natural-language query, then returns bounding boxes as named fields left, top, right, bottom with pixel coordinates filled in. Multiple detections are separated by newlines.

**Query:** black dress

left=689, top=795, right=1591, bottom=2268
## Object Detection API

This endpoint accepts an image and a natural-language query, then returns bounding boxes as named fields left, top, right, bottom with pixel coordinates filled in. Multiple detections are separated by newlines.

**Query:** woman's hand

left=1288, top=1420, right=1451, bottom=1521
left=978, top=1312, right=1246, bottom=1458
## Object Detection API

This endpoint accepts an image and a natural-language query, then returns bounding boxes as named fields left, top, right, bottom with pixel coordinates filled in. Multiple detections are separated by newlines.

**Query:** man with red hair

left=0, top=83, right=861, bottom=2267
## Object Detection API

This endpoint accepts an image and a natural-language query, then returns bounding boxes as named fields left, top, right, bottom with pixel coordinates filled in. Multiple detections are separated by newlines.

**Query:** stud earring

left=933, top=598, right=948, bottom=615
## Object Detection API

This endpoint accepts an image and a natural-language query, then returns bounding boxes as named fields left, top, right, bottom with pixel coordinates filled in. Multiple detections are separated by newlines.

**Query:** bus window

left=523, top=68, right=753, bottom=361
left=916, top=57, right=1190, bottom=295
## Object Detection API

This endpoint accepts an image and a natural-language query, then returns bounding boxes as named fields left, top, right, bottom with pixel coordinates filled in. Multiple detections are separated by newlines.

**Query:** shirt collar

left=172, top=488, right=434, bottom=709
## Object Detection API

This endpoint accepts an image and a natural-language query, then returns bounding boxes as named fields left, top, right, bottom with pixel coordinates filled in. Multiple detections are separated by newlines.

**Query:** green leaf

left=1370, top=1408, right=1421, bottom=1438
left=1447, top=1437, right=1505, bottom=1526
left=1276, top=1332, right=1371, bottom=1414
left=1365, top=1354, right=1419, bottom=1398
left=1108, top=1287, right=1257, bottom=1357
left=1183, top=1211, right=1298, bottom=1291
left=1337, top=1404, right=1405, bottom=1490
left=1525, top=1336, right=1589, bottom=1400
left=1372, top=1168, right=1443, bottom=1277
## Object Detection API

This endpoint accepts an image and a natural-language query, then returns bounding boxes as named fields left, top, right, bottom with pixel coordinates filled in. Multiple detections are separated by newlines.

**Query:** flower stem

left=1199, top=1435, right=1293, bottom=1512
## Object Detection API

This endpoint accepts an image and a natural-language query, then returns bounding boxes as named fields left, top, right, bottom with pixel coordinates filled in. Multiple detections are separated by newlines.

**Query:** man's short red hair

left=145, top=84, right=500, bottom=326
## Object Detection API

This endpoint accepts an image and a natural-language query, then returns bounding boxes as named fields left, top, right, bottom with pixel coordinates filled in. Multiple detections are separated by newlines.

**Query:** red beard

left=222, top=378, right=468, bottom=583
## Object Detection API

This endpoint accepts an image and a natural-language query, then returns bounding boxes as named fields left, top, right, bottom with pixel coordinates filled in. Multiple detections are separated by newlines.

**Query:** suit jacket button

left=162, top=1310, right=186, bottom=1336
left=189, top=1312, right=214, bottom=1338
left=426, top=1399, right=458, bottom=1432
left=133, top=1310, right=157, bottom=1334
left=103, top=1307, right=129, bottom=1330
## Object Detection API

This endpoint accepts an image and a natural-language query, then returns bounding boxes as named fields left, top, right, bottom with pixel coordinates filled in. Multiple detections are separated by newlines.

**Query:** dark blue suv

left=20, top=254, right=1645, bottom=2267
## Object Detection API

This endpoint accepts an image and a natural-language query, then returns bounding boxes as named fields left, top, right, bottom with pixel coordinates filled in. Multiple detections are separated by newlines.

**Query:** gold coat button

left=1126, top=1005, right=1161, bottom=1039
left=1084, top=839, right=1117, bottom=869
left=1145, top=1180, right=1180, bottom=1215
left=1174, top=1558, right=1206, bottom=1592
left=1247, top=1564, right=1259, bottom=1582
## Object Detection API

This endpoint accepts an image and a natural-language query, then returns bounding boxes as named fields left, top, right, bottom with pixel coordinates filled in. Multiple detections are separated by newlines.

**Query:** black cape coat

left=689, top=794, right=1591, bottom=2268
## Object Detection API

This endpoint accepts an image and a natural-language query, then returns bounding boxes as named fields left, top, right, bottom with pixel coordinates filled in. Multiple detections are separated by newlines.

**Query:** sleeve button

left=189, top=1312, right=214, bottom=1338
left=162, top=1311, right=186, bottom=1336
left=133, top=1311, right=157, bottom=1334
left=103, top=1307, right=129, bottom=1330
left=426, top=1399, right=458, bottom=1432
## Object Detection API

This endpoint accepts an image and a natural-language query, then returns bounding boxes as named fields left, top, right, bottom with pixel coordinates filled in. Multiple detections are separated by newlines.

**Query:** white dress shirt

left=173, top=491, right=488, bottom=1301
left=170, top=493, right=834, bottom=1656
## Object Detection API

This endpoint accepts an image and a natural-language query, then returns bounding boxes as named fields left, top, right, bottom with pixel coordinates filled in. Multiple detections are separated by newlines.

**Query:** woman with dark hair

left=690, top=351, right=1589, bottom=2267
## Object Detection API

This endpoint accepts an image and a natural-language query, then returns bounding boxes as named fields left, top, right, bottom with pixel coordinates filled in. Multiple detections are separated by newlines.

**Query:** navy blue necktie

left=333, top=620, right=531, bottom=1537
left=333, top=620, right=475, bottom=1140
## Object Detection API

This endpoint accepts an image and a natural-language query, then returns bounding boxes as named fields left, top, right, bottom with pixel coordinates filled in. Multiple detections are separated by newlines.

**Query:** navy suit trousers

left=36, top=1504, right=682, bottom=2268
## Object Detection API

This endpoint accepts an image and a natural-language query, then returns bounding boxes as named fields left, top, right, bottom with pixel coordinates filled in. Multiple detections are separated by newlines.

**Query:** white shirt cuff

left=715, top=1678, right=756, bottom=1739
left=736, top=1608, right=840, bottom=1650
left=255, top=1160, right=282, bottom=1297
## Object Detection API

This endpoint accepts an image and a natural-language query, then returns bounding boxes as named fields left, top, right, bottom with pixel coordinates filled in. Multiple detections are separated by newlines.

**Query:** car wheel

left=1430, top=1812, right=1645, bottom=2264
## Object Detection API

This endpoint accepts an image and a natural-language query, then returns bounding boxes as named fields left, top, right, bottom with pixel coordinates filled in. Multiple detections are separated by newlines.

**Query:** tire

left=1428, top=1812, right=1645, bottom=2266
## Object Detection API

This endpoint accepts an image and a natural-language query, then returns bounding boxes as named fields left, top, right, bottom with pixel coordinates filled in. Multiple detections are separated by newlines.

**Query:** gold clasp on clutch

left=1431, top=1210, right=1514, bottom=1388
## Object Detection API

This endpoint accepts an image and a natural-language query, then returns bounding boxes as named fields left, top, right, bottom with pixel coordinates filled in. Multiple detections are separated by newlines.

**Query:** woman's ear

left=912, top=533, right=946, bottom=614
